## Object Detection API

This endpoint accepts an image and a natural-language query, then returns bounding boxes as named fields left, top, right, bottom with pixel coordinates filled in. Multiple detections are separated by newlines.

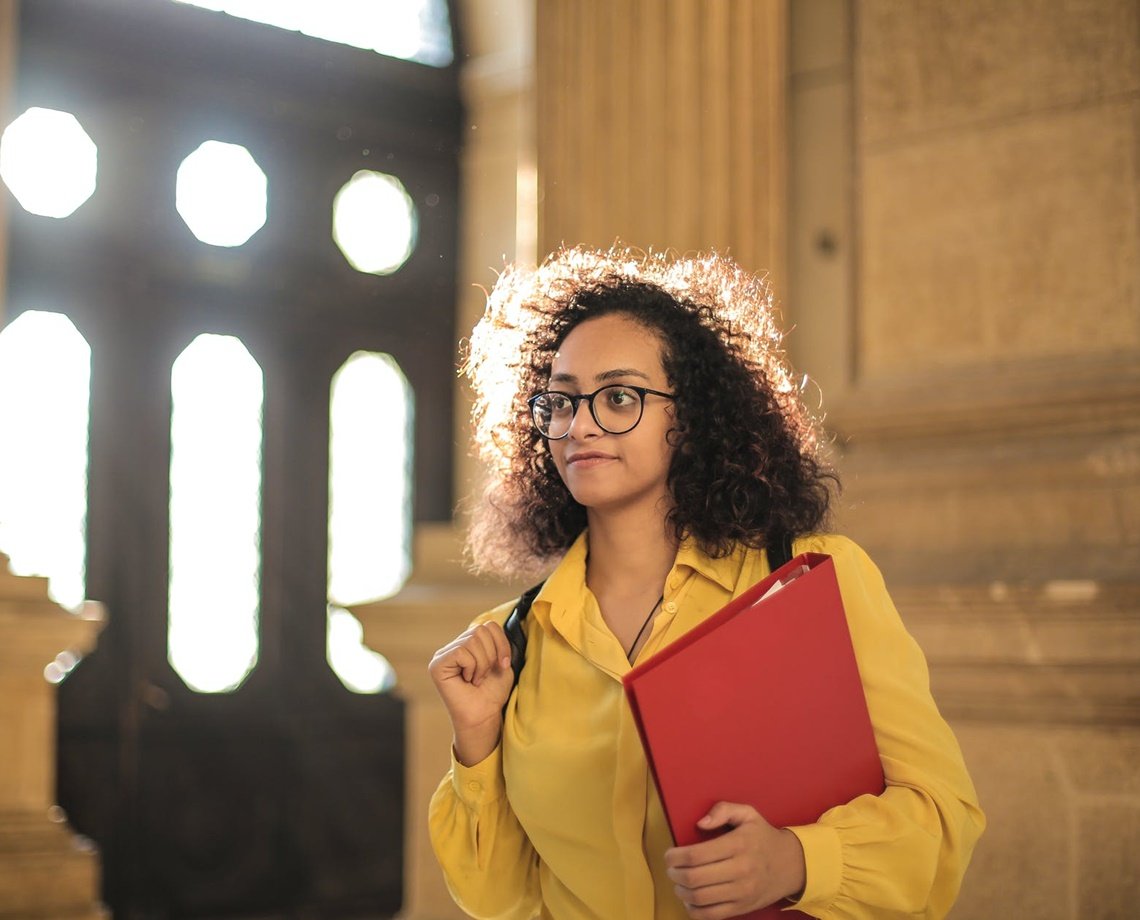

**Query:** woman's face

left=545, top=313, right=676, bottom=517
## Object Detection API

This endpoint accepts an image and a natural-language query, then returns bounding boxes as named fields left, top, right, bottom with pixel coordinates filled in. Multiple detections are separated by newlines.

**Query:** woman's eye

left=607, top=388, right=636, bottom=407
left=548, top=394, right=572, bottom=413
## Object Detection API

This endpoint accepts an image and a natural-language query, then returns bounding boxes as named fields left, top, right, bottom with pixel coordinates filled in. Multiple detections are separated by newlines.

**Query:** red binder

left=623, top=553, right=885, bottom=919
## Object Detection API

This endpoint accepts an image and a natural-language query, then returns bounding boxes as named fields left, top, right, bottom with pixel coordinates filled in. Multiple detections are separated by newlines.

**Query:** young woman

left=428, top=246, right=984, bottom=920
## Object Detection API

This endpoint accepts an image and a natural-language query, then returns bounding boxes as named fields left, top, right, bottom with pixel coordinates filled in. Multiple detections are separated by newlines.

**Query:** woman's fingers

left=664, top=802, right=804, bottom=916
left=431, top=621, right=514, bottom=686
left=464, top=623, right=509, bottom=684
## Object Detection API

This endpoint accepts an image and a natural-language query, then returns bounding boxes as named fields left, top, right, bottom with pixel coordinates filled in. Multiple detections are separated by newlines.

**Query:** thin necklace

left=626, top=593, right=665, bottom=661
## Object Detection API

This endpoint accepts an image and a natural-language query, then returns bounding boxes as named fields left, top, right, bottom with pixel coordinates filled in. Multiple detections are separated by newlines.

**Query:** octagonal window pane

left=176, top=140, right=268, bottom=247
left=0, top=107, right=98, bottom=219
left=171, top=0, right=453, bottom=67
left=169, top=334, right=263, bottom=693
left=332, top=171, right=417, bottom=275
left=0, top=311, right=90, bottom=610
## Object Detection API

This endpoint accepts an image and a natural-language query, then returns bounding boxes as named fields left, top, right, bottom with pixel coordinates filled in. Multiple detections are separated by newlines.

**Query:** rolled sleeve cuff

left=450, top=743, right=508, bottom=809
left=785, top=822, right=842, bottom=913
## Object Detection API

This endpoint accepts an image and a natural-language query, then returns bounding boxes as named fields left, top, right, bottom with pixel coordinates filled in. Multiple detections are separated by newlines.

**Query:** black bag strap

left=768, top=531, right=795, bottom=573
left=503, top=581, right=545, bottom=693
left=502, top=532, right=795, bottom=707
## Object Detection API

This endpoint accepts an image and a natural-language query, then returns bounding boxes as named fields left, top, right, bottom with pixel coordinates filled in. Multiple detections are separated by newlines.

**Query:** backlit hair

left=462, top=243, right=836, bottom=579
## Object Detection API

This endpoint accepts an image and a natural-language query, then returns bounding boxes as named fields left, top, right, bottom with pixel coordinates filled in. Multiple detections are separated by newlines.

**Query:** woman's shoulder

left=791, top=533, right=884, bottom=580
left=793, top=532, right=864, bottom=557
left=471, top=595, right=528, bottom=628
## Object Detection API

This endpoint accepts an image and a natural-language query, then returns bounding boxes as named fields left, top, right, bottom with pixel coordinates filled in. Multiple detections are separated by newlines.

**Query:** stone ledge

left=357, top=556, right=1140, bottom=727
left=828, top=354, right=1140, bottom=446
left=0, top=600, right=105, bottom=667
left=896, top=583, right=1140, bottom=726
left=0, top=569, right=51, bottom=600
left=0, top=814, right=106, bottom=917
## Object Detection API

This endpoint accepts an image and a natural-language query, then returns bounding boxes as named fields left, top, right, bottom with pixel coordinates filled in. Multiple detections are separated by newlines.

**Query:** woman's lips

left=566, top=451, right=616, bottom=467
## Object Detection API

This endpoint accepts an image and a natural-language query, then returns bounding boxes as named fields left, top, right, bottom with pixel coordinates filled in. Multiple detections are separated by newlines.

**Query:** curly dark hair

left=462, top=244, right=837, bottom=578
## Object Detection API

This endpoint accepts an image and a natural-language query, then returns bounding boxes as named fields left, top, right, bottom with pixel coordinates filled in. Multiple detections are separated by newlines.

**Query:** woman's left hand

left=664, top=802, right=806, bottom=919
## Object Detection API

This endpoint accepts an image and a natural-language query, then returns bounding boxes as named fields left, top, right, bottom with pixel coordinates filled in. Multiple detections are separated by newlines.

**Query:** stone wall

left=788, top=2, right=1140, bottom=917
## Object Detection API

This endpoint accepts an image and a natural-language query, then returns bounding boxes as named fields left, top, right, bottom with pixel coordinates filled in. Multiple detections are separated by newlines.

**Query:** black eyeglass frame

left=527, top=384, right=676, bottom=440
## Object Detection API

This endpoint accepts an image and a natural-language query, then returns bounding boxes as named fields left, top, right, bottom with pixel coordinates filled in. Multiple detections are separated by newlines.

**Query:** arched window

left=0, top=310, right=90, bottom=609
left=168, top=334, right=264, bottom=693
left=326, top=350, right=412, bottom=693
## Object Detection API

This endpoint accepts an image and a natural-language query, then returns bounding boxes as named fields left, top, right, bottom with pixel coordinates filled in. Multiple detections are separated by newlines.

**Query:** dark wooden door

left=5, top=2, right=463, bottom=915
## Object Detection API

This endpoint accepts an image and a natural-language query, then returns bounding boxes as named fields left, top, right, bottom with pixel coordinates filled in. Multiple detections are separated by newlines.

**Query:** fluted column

left=536, top=0, right=789, bottom=298
left=0, top=554, right=107, bottom=919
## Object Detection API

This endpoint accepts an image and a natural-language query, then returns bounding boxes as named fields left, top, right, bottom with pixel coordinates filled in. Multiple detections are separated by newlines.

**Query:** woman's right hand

left=428, top=620, right=515, bottom=766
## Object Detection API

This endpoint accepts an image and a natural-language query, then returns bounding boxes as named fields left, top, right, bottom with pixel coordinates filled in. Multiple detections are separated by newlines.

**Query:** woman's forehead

left=551, top=314, right=665, bottom=378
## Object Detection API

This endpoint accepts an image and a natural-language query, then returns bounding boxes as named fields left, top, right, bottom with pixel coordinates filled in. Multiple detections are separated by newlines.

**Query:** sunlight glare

left=169, top=334, right=263, bottom=693
left=327, top=351, right=413, bottom=607
left=332, top=171, right=417, bottom=275
left=0, top=107, right=98, bottom=219
left=176, top=140, right=268, bottom=248
left=171, top=0, right=453, bottom=66
left=0, top=311, right=90, bottom=609
left=327, top=605, right=397, bottom=694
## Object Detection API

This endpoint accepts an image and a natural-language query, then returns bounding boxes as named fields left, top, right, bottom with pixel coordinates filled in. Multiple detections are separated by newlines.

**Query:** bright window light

left=327, top=351, right=413, bottom=607
left=171, top=0, right=454, bottom=67
left=327, top=605, right=396, bottom=694
left=333, top=171, right=417, bottom=275
left=0, top=107, right=98, bottom=219
left=169, top=334, right=263, bottom=693
left=176, top=140, right=268, bottom=247
left=0, top=311, right=90, bottom=609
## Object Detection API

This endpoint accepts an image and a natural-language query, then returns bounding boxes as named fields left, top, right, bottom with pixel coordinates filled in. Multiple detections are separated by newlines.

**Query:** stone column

left=0, top=554, right=107, bottom=919
left=536, top=0, right=789, bottom=300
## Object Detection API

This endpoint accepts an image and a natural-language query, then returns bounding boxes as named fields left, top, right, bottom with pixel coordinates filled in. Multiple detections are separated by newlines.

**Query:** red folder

left=623, top=553, right=885, bottom=919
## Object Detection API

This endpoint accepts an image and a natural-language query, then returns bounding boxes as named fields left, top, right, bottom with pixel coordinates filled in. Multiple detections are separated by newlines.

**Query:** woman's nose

left=566, top=397, right=601, bottom=437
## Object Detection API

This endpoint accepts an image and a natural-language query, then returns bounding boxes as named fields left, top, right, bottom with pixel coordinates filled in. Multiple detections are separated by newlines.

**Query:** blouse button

left=664, top=601, right=678, bottom=613
left=467, top=781, right=481, bottom=793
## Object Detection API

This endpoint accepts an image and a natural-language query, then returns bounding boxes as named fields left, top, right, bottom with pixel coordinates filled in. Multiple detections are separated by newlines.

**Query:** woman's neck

left=584, top=501, right=678, bottom=596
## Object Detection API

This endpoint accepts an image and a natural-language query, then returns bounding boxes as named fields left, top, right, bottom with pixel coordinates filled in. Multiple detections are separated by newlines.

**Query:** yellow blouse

left=428, top=533, right=985, bottom=919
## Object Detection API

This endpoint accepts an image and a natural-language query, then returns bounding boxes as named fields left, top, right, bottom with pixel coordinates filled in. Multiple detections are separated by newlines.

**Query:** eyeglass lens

left=532, top=385, right=644, bottom=437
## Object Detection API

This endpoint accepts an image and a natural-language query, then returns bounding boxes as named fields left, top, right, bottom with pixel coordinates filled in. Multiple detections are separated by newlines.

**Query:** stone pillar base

left=0, top=811, right=107, bottom=919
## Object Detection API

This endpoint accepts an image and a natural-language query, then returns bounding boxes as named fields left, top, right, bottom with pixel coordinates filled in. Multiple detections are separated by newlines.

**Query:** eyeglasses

left=527, top=384, right=675, bottom=440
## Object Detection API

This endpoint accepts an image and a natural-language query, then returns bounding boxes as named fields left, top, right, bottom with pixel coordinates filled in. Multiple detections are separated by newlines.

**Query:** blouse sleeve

left=786, top=536, right=986, bottom=919
left=427, top=607, right=543, bottom=920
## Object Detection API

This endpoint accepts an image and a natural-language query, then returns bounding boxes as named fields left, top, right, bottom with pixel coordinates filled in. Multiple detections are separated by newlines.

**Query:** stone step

left=0, top=827, right=104, bottom=917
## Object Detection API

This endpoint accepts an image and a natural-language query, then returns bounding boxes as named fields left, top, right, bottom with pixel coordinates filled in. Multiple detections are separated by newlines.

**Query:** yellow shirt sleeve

left=427, top=606, right=542, bottom=920
left=786, top=535, right=986, bottom=919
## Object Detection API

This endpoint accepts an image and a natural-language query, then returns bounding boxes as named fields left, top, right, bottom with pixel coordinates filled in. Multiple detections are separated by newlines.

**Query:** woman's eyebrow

left=549, top=368, right=650, bottom=386
left=597, top=368, right=650, bottom=382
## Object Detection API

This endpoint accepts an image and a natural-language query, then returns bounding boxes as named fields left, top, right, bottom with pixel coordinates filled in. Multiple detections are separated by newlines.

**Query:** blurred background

left=0, top=1, right=1136, bottom=918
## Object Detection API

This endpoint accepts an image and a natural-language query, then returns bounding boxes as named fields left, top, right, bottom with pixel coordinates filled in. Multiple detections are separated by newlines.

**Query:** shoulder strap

left=767, top=531, right=795, bottom=573
left=503, top=581, right=545, bottom=690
